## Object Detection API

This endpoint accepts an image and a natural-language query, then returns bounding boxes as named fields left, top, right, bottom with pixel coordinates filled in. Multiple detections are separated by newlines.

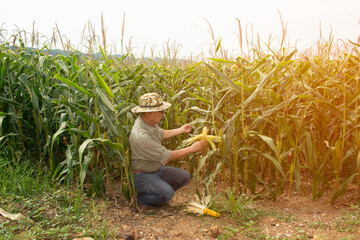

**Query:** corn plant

left=1, top=30, right=360, bottom=205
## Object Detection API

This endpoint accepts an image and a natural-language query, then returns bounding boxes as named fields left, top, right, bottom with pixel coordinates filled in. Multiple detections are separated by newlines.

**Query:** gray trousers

left=134, top=166, right=191, bottom=206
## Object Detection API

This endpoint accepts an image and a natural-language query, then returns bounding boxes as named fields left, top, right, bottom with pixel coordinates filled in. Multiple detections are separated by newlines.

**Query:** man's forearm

left=163, top=128, right=183, bottom=139
left=168, top=145, right=196, bottom=161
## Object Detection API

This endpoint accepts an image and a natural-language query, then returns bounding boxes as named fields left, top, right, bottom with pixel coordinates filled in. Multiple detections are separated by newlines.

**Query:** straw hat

left=131, top=93, right=171, bottom=113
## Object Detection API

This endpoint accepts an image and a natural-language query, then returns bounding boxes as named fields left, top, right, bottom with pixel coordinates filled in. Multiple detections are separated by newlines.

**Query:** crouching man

left=130, top=93, right=205, bottom=207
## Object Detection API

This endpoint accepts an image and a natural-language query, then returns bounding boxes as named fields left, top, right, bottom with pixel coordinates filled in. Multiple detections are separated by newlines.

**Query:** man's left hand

left=181, top=124, right=192, bottom=134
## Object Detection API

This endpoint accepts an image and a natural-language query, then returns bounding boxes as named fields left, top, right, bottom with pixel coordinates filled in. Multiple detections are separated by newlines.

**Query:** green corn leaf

left=208, top=58, right=237, bottom=64
left=261, top=153, right=285, bottom=177
left=100, top=46, right=109, bottom=64
left=205, top=63, right=243, bottom=93
left=99, top=101, right=119, bottom=137
left=0, top=97, right=28, bottom=109
left=185, top=90, right=211, bottom=104
left=80, top=151, right=93, bottom=188
left=79, top=138, right=124, bottom=165
left=304, top=165, right=332, bottom=188
left=0, top=115, right=4, bottom=136
left=97, top=88, right=115, bottom=112
left=69, top=128, right=91, bottom=138
left=173, top=68, right=180, bottom=80
left=261, top=94, right=309, bottom=118
left=258, top=134, right=279, bottom=158
left=154, top=65, right=170, bottom=78
left=171, top=89, right=186, bottom=101
left=79, top=137, right=125, bottom=186
left=243, top=64, right=279, bottom=107
left=0, top=133, right=20, bottom=143
left=55, top=74, right=95, bottom=98
left=58, top=144, right=76, bottom=183
left=70, top=69, right=82, bottom=82
left=196, top=150, right=214, bottom=176
left=19, top=73, right=43, bottom=133
left=90, top=64, right=114, bottom=99
left=223, top=64, right=284, bottom=132
left=79, top=138, right=95, bottom=168
left=56, top=60, right=69, bottom=74
left=62, top=101, right=99, bottom=124
left=51, top=121, right=68, bottom=150
left=0, top=112, right=21, bottom=119
left=188, top=106, right=211, bottom=115
left=243, top=58, right=266, bottom=78
left=247, top=170, right=276, bottom=200
left=213, top=88, right=235, bottom=113
left=206, top=138, right=217, bottom=151
left=49, top=121, right=68, bottom=172
left=330, top=173, right=358, bottom=204
left=215, top=38, right=222, bottom=53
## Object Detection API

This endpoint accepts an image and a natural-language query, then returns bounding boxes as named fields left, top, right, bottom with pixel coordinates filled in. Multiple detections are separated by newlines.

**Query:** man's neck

left=140, top=114, right=155, bottom=127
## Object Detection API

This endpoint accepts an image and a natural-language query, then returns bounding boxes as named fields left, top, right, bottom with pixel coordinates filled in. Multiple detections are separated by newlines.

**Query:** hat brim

left=131, top=102, right=171, bottom=113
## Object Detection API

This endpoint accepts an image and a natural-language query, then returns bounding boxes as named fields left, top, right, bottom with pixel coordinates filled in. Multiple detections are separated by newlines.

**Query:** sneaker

left=153, top=202, right=171, bottom=207
left=137, top=204, right=159, bottom=215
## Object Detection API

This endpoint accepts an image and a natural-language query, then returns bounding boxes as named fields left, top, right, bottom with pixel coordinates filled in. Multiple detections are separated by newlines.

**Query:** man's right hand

left=169, top=139, right=207, bottom=162
left=192, top=140, right=207, bottom=152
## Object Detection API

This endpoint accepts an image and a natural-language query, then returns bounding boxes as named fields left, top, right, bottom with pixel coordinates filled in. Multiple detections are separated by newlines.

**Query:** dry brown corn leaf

left=0, top=207, right=25, bottom=221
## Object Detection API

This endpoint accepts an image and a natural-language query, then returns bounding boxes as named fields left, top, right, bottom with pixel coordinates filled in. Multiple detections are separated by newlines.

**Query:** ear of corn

left=203, top=208, right=220, bottom=217
left=183, top=126, right=221, bottom=151
left=202, top=126, right=208, bottom=142
left=185, top=195, right=220, bottom=217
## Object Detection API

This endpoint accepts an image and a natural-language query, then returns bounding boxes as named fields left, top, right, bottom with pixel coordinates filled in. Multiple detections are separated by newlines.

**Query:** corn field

left=1, top=35, right=360, bottom=204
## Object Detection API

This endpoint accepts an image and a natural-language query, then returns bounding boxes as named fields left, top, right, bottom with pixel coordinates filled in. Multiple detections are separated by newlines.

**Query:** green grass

left=214, top=190, right=261, bottom=222
left=0, top=155, right=117, bottom=239
left=0, top=154, right=52, bottom=198
left=335, top=205, right=360, bottom=233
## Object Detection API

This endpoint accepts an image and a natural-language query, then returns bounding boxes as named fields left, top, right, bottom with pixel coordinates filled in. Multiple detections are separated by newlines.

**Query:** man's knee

left=160, top=186, right=175, bottom=202
left=183, top=171, right=191, bottom=184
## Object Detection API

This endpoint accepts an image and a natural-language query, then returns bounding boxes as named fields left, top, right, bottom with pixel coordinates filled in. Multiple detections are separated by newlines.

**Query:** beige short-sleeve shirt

left=129, top=116, right=172, bottom=172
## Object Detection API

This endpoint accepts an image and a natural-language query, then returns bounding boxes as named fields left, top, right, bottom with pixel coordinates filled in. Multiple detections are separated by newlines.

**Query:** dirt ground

left=97, top=180, right=360, bottom=240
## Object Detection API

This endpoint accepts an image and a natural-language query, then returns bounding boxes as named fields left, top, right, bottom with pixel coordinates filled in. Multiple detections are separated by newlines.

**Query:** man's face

left=146, top=111, right=164, bottom=125
left=152, top=111, right=164, bottom=124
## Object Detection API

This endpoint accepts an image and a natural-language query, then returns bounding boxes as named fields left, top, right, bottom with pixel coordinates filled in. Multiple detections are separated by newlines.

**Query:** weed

left=268, top=209, right=297, bottom=222
left=218, top=225, right=239, bottom=239
left=0, top=156, right=116, bottom=239
left=307, top=221, right=329, bottom=230
left=216, top=190, right=261, bottom=222
left=335, top=205, right=360, bottom=233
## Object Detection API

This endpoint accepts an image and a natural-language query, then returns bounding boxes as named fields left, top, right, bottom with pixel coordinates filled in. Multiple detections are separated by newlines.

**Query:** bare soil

left=97, top=180, right=360, bottom=240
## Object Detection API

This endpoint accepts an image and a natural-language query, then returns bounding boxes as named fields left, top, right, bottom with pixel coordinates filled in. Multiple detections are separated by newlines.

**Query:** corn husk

left=185, top=195, right=220, bottom=218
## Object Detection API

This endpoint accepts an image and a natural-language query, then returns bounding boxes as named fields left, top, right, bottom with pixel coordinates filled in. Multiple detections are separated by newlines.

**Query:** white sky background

left=1, top=0, right=359, bottom=58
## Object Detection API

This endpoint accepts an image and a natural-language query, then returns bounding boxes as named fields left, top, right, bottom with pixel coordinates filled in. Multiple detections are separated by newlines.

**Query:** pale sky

left=1, top=0, right=359, bottom=58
